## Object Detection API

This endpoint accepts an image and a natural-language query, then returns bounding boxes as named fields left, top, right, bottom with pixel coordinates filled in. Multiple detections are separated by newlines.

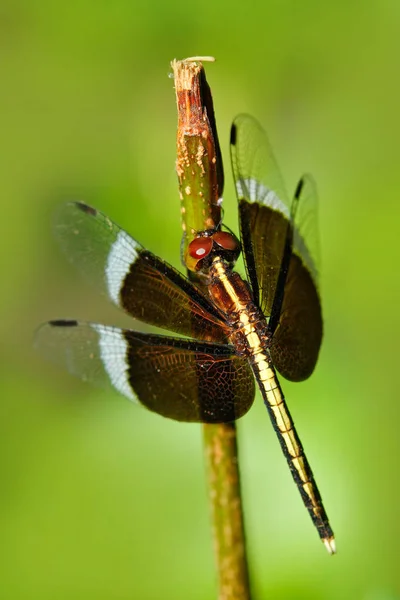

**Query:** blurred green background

left=1, top=1, right=399, bottom=598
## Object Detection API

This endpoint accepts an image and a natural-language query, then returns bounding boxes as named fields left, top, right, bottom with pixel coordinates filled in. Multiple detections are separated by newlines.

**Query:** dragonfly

left=36, top=114, right=335, bottom=553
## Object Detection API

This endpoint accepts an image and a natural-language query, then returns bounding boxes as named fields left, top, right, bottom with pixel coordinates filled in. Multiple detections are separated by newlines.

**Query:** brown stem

left=172, top=57, right=251, bottom=600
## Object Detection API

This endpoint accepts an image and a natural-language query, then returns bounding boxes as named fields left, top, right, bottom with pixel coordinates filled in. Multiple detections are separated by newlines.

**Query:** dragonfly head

left=185, top=229, right=241, bottom=274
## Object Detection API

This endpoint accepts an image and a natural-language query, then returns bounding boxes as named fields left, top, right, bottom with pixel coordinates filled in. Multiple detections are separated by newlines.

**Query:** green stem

left=172, top=57, right=251, bottom=600
left=203, top=422, right=251, bottom=600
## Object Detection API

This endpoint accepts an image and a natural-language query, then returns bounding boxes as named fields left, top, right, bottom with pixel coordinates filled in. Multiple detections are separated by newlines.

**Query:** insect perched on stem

left=36, top=114, right=335, bottom=554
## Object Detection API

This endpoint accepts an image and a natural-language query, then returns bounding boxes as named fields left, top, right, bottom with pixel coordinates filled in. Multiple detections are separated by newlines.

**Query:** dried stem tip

left=171, top=57, right=224, bottom=263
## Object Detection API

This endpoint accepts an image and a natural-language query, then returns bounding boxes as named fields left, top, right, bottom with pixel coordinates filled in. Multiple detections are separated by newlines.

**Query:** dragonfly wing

left=270, top=174, right=322, bottom=381
left=230, top=116, right=322, bottom=381
left=35, top=320, right=255, bottom=423
left=230, top=113, right=290, bottom=313
left=53, top=202, right=229, bottom=342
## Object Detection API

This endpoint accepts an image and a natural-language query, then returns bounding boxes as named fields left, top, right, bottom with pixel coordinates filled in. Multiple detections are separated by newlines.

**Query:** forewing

left=54, top=202, right=229, bottom=342
left=230, top=114, right=290, bottom=312
left=230, top=116, right=322, bottom=381
left=35, top=321, right=255, bottom=423
left=271, top=175, right=322, bottom=381
left=292, top=174, right=320, bottom=287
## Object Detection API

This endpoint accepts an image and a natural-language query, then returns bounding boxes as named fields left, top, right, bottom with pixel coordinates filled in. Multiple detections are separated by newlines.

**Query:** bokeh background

left=1, top=1, right=399, bottom=599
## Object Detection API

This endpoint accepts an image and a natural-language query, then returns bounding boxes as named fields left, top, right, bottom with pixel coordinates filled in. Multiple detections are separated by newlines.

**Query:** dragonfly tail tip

left=323, top=536, right=336, bottom=555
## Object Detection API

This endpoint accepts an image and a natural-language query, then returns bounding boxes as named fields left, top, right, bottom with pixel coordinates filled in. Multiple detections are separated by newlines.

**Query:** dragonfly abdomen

left=251, top=356, right=335, bottom=553
left=208, top=254, right=335, bottom=552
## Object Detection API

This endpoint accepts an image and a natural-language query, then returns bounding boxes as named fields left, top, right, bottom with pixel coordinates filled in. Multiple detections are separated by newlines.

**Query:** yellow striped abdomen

left=253, top=350, right=335, bottom=552
left=208, top=257, right=335, bottom=553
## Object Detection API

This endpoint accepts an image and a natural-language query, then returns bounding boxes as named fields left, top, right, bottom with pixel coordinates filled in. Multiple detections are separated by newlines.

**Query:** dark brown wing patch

left=125, top=331, right=255, bottom=423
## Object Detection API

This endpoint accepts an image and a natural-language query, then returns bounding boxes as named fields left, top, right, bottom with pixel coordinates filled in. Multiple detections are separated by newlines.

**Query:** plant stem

left=203, top=422, right=251, bottom=600
left=172, top=57, right=251, bottom=600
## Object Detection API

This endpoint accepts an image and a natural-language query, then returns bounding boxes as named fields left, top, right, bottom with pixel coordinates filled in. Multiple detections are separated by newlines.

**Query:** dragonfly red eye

left=188, top=236, right=213, bottom=259
left=213, top=231, right=239, bottom=251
